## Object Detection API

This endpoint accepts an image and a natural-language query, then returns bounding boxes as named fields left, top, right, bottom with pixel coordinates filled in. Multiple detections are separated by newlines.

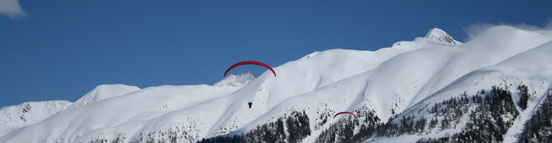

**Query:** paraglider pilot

left=248, top=102, right=253, bottom=108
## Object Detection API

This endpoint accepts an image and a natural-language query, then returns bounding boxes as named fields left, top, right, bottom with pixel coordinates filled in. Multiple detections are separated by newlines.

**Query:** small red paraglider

left=333, top=112, right=357, bottom=118
left=248, top=102, right=253, bottom=108
left=224, top=61, right=276, bottom=77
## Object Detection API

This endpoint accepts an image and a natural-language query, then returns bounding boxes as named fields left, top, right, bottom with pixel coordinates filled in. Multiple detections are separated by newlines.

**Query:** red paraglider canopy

left=333, top=112, right=357, bottom=118
left=224, top=61, right=276, bottom=77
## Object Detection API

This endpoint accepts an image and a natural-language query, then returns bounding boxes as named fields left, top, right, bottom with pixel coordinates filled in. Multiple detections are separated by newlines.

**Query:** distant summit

left=215, top=72, right=255, bottom=87
left=424, top=28, right=460, bottom=44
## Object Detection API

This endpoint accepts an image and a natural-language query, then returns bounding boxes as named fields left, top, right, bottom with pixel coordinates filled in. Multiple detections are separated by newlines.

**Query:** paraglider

left=248, top=102, right=253, bottom=108
left=224, top=61, right=276, bottom=77
left=225, top=61, right=274, bottom=110
left=333, top=112, right=357, bottom=118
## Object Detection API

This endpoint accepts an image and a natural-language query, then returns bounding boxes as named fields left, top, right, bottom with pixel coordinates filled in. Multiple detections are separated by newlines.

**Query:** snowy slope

left=0, top=100, right=72, bottom=137
left=369, top=50, right=552, bottom=142
left=72, top=84, right=140, bottom=107
left=1, top=26, right=552, bottom=143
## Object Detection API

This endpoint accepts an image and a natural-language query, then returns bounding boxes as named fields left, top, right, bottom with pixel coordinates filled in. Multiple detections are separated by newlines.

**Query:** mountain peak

left=215, top=72, right=255, bottom=87
left=424, top=28, right=459, bottom=44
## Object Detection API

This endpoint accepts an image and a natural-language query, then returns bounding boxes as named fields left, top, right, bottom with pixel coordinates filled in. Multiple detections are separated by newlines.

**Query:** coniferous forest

left=200, top=85, right=552, bottom=143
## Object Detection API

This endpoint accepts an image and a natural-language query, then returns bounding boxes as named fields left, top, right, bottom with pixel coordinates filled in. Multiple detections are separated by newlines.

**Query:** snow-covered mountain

left=0, top=100, right=72, bottom=137
left=2, top=26, right=552, bottom=143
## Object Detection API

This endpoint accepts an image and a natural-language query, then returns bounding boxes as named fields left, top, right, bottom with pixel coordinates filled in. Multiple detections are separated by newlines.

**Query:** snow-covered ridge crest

left=424, top=28, right=461, bottom=44
left=299, top=51, right=321, bottom=60
left=72, top=84, right=140, bottom=107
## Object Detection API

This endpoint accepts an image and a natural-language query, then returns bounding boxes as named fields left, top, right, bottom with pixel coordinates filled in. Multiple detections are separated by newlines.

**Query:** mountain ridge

left=2, top=25, right=552, bottom=143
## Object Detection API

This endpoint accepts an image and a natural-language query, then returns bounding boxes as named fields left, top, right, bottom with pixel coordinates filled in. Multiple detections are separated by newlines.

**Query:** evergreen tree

left=520, top=90, right=552, bottom=142
left=518, top=85, right=530, bottom=110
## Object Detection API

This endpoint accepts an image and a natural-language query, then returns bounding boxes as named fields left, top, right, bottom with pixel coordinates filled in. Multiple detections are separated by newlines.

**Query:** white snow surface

left=1, top=26, right=552, bottom=143
left=72, top=84, right=140, bottom=107
left=0, top=100, right=72, bottom=137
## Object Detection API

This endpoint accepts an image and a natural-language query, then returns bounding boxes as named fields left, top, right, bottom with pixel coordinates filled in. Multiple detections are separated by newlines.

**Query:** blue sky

left=1, top=0, right=551, bottom=107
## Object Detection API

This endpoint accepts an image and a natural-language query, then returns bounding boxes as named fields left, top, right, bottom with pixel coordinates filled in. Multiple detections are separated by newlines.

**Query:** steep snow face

left=424, top=28, right=461, bottom=45
left=72, top=84, right=140, bottom=107
left=370, top=40, right=552, bottom=143
left=409, top=25, right=552, bottom=108
left=2, top=26, right=552, bottom=143
left=0, top=100, right=72, bottom=137
left=214, top=72, right=255, bottom=87
left=491, top=41, right=552, bottom=77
